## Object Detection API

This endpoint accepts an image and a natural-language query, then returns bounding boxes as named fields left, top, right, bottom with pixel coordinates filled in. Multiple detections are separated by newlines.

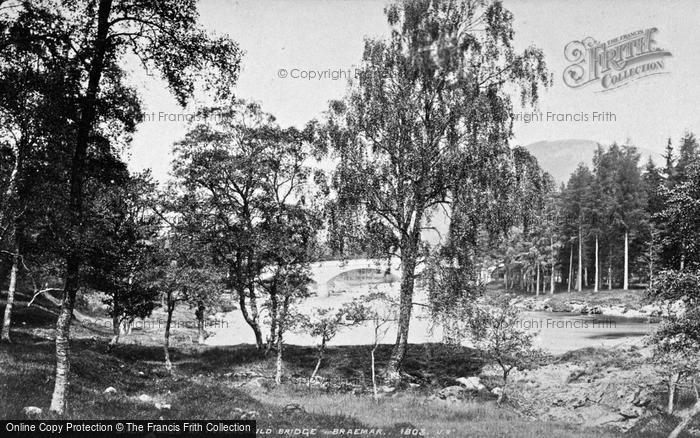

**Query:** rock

left=589, top=412, right=625, bottom=427
left=155, top=403, right=171, bottom=410
left=242, top=410, right=259, bottom=419
left=283, top=403, right=305, bottom=414
left=619, top=406, right=643, bottom=419
left=437, top=385, right=468, bottom=402
left=491, top=387, right=503, bottom=396
left=632, top=390, right=651, bottom=407
left=455, top=376, right=485, bottom=391
left=245, top=376, right=268, bottom=388
left=103, top=387, right=117, bottom=394
left=380, top=385, right=396, bottom=393
left=572, top=395, right=587, bottom=408
left=137, top=394, right=152, bottom=403
left=23, top=406, right=42, bottom=417
left=564, top=366, right=586, bottom=383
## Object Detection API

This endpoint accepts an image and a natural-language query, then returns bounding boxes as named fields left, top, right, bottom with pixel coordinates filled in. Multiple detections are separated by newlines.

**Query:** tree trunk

left=577, top=227, right=582, bottom=292
left=594, top=236, right=599, bottom=292
left=568, top=245, right=573, bottom=293
left=649, top=238, right=654, bottom=288
left=49, top=260, right=79, bottom=414
left=623, top=231, right=629, bottom=290
left=109, top=313, right=120, bottom=345
left=608, top=250, right=612, bottom=290
left=309, top=336, right=326, bottom=386
left=372, top=327, right=380, bottom=403
left=50, top=0, right=113, bottom=415
left=236, top=286, right=263, bottom=350
left=669, top=399, right=700, bottom=438
left=0, top=137, right=25, bottom=344
left=267, top=289, right=278, bottom=354
left=275, top=330, right=284, bottom=385
left=668, top=372, right=680, bottom=414
left=535, top=263, right=540, bottom=296
left=196, top=304, right=205, bottom=344
left=275, top=296, right=290, bottom=385
left=163, top=299, right=174, bottom=371
left=386, top=223, right=420, bottom=381
left=550, top=237, right=555, bottom=295
left=1, top=250, right=19, bottom=343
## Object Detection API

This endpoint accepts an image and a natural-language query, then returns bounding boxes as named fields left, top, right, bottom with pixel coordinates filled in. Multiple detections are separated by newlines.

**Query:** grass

left=0, top=289, right=627, bottom=437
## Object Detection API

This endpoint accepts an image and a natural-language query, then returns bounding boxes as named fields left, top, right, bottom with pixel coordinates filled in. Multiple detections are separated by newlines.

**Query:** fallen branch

left=27, top=288, right=64, bottom=307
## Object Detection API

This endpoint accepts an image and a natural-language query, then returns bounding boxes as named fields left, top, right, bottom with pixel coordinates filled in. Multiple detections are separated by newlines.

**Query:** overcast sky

left=127, top=0, right=700, bottom=182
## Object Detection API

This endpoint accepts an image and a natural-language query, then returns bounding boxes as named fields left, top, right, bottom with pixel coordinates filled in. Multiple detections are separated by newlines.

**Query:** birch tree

left=319, top=0, right=548, bottom=381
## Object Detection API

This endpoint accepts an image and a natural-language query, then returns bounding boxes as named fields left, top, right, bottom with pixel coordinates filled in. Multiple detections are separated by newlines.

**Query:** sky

left=127, top=0, right=700, bottom=182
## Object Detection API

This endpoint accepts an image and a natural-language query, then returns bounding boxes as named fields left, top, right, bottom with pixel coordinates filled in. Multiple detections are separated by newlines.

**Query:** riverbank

left=508, top=289, right=665, bottom=319
left=0, top=298, right=619, bottom=438
left=3, top=289, right=694, bottom=436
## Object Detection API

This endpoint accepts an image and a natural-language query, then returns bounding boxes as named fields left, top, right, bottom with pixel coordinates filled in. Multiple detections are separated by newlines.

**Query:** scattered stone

left=455, top=376, right=485, bottom=391
left=103, top=387, right=117, bottom=394
left=23, top=406, right=42, bottom=417
left=137, top=394, right=152, bottom=403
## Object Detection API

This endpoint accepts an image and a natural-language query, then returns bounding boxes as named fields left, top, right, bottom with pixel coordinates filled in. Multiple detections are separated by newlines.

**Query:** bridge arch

left=309, top=258, right=402, bottom=296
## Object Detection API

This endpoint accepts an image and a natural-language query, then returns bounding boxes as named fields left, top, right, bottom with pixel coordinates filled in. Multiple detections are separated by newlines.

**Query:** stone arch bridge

left=309, top=258, right=405, bottom=296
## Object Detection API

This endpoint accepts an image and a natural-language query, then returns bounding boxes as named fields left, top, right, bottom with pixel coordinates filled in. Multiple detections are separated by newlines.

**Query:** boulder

left=632, top=390, right=651, bottom=407
left=564, top=366, right=586, bottom=383
left=283, top=403, right=305, bottom=414
left=245, top=376, right=269, bottom=389
left=437, top=385, right=468, bottom=402
left=137, top=394, right=152, bottom=403
left=103, top=387, right=117, bottom=394
left=455, top=376, right=485, bottom=391
left=23, top=406, right=42, bottom=417
left=619, top=405, right=643, bottom=419
left=155, top=403, right=171, bottom=410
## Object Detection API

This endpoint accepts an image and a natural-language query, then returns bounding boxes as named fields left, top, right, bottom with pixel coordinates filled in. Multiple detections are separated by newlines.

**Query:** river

left=205, top=283, right=657, bottom=354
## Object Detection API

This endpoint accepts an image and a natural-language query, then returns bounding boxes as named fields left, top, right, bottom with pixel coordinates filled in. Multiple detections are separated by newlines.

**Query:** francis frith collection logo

left=563, top=27, right=672, bottom=91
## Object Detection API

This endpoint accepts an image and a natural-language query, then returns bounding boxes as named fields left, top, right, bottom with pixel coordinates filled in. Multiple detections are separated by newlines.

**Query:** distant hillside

left=524, top=139, right=660, bottom=183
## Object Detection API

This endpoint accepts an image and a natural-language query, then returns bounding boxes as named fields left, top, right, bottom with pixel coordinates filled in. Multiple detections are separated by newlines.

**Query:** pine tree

left=561, top=164, right=594, bottom=292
